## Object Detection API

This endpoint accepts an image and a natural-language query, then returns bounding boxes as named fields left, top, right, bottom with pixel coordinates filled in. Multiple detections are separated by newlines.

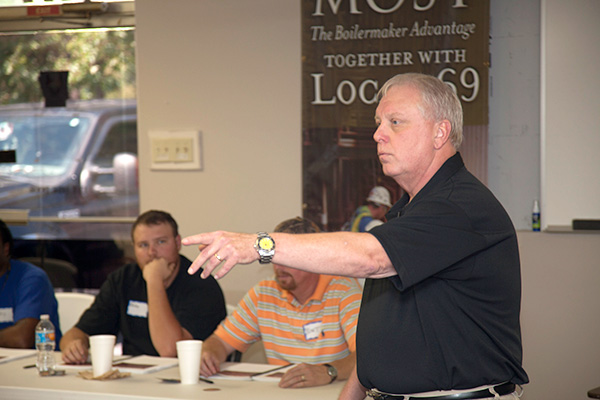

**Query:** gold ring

left=215, top=253, right=223, bottom=262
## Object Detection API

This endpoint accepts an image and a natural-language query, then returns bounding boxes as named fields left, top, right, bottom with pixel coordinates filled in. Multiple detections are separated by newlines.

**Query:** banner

left=302, top=0, right=489, bottom=230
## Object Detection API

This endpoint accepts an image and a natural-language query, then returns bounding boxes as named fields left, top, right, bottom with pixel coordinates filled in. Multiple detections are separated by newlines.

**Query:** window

left=0, top=8, right=137, bottom=242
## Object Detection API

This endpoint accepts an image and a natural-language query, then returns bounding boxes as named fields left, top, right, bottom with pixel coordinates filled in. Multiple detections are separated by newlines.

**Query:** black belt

left=367, top=382, right=516, bottom=400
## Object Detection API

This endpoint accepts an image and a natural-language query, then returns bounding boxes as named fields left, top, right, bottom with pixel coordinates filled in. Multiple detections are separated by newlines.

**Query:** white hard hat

left=367, top=186, right=392, bottom=208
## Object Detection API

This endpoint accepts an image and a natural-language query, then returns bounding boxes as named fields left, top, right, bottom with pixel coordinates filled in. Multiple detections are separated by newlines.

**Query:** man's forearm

left=183, top=231, right=396, bottom=281
left=0, top=318, right=37, bottom=348
left=203, top=335, right=235, bottom=363
left=272, top=232, right=395, bottom=279
left=146, top=280, right=191, bottom=356
left=60, top=326, right=89, bottom=347
left=200, top=334, right=237, bottom=376
left=326, top=351, right=355, bottom=381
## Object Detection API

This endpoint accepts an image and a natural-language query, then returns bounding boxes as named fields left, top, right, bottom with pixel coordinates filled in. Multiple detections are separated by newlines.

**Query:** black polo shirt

left=77, top=255, right=226, bottom=356
left=358, top=153, right=529, bottom=393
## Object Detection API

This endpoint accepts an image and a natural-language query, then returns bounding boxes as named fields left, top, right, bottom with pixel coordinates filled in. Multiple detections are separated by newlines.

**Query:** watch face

left=326, top=364, right=337, bottom=382
left=258, top=237, right=274, bottom=251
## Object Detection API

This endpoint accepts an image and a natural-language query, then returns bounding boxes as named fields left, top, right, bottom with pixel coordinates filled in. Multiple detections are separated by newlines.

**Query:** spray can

left=532, top=200, right=540, bottom=231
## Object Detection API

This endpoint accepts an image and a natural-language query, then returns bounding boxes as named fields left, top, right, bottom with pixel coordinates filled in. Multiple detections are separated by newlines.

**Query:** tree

left=0, top=28, right=136, bottom=104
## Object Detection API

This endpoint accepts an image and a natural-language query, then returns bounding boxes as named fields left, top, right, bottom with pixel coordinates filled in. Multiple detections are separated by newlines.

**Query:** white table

left=0, top=353, right=345, bottom=400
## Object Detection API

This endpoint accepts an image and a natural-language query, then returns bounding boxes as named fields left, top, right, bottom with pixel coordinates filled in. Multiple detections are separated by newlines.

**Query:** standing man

left=61, top=210, right=226, bottom=362
left=183, top=73, right=528, bottom=399
left=201, top=217, right=362, bottom=389
left=342, top=186, right=392, bottom=232
left=0, top=219, right=61, bottom=348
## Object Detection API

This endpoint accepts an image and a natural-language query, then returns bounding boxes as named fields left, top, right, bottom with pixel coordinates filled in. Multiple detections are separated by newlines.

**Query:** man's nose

left=148, top=243, right=158, bottom=255
left=373, top=126, right=384, bottom=143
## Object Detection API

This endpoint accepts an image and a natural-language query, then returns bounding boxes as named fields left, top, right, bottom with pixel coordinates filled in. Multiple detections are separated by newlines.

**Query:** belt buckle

left=366, top=389, right=388, bottom=400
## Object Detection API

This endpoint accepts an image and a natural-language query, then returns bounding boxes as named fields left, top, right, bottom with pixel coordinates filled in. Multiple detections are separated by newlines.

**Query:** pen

left=250, top=364, right=291, bottom=378
left=23, top=364, right=36, bottom=369
left=159, top=377, right=214, bottom=384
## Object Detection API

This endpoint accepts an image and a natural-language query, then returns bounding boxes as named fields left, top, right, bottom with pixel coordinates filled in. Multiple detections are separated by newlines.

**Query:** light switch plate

left=149, top=130, right=202, bottom=170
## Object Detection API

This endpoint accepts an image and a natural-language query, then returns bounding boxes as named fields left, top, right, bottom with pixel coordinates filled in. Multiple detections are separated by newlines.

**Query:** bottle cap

left=40, top=314, right=50, bottom=319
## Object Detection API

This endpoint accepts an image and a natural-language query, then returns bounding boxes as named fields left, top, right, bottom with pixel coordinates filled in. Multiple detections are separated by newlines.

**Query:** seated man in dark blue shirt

left=0, top=219, right=61, bottom=348
left=60, top=210, right=226, bottom=362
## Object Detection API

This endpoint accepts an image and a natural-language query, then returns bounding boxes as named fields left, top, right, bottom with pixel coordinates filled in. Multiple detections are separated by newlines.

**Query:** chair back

left=55, top=292, right=95, bottom=334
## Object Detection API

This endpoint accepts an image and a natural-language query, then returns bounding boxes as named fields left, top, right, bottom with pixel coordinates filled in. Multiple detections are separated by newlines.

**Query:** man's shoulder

left=10, top=258, right=35, bottom=271
left=252, top=279, right=283, bottom=294
left=317, top=276, right=362, bottom=313
left=108, top=261, right=139, bottom=277
left=322, top=275, right=363, bottom=294
left=102, top=262, right=142, bottom=288
left=10, top=259, right=51, bottom=281
left=241, top=279, right=286, bottom=303
left=178, top=254, right=192, bottom=269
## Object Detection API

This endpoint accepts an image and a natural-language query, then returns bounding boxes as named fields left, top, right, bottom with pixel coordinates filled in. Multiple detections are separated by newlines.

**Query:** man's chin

left=275, top=277, right=296, bottom=291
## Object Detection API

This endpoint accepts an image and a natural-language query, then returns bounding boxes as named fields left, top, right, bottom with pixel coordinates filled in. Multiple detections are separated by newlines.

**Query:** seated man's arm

left=200, top=334, right=236, bottom=377
left=278, top=351, right=356, bottom=388
left=144, top=258, right=193, bottom=357
left=60, top=326, right=90, bottom=364
left=0, top=317, right=38, bottom=348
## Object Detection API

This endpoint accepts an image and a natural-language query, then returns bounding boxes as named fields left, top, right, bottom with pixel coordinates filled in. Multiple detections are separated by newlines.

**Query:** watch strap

left=324, top=363, right=337, bottom=383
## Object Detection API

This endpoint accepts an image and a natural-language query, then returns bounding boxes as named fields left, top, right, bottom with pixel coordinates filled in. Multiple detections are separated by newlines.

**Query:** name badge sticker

left=0, top=307, right=14, bottom=323
left=127, top=300, right=148, bottom=318
left=303, top=321, right=322, bottom=341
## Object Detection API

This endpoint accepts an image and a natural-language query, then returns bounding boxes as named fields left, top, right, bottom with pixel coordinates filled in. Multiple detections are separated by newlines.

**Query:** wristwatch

left=254, top=232, right=275, bottom=264
left=324, top=363, right=337, bottom=383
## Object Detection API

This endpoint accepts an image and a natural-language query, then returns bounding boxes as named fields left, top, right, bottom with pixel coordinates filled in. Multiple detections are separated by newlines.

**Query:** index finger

left=182, top=233, right=215, bottom=277
left=181, top=233, right=210, bottom=248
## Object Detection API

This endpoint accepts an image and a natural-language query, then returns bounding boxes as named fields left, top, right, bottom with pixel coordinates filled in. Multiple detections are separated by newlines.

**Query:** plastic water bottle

left=35, top=314, right=56, bottom=374
left=532, top=200, right=541, bottom=232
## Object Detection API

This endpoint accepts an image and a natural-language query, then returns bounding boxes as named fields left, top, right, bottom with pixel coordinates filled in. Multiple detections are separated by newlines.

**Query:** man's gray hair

left=377, top=73, right=464, bottom=149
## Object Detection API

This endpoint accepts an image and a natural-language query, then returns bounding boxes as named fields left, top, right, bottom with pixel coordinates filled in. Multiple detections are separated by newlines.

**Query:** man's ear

left=433, top=119, right=451, bottom=149
left=175, top=235, right=182, bottom=252
left=1, top=242, right=9, bottom=258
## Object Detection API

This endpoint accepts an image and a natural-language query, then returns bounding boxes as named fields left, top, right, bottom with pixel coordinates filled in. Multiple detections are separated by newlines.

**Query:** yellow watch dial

left=259, top=237, right=274, bottom=250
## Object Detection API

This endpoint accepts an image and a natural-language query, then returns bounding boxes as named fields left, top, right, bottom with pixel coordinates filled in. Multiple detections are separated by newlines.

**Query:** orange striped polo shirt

left=215, top=275, right=362, bottom=365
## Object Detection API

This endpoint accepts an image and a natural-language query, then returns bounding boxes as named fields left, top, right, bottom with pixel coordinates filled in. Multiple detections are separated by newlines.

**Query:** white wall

left=541, top=0, right=600, bottom=229
left=488, top=0, right=541, bottom=230
left=135, top=0, right=302, bottom=305
left=519, top=231, right=600, bottom=399
left=135, top=0, right=600, bottom=396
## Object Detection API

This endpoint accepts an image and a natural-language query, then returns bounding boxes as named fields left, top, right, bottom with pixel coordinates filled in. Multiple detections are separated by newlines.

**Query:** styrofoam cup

left=89, top=334, right=116, bottom=377
left=176, top=340, right=202, bottom=384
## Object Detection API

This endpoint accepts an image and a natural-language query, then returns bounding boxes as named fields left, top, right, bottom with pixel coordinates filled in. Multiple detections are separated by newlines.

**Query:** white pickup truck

left=0, top=99, right=138, bottom=239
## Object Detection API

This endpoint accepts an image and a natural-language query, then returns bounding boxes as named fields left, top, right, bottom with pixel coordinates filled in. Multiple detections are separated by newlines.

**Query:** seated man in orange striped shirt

left=200, top=217, right=362, bottom=389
